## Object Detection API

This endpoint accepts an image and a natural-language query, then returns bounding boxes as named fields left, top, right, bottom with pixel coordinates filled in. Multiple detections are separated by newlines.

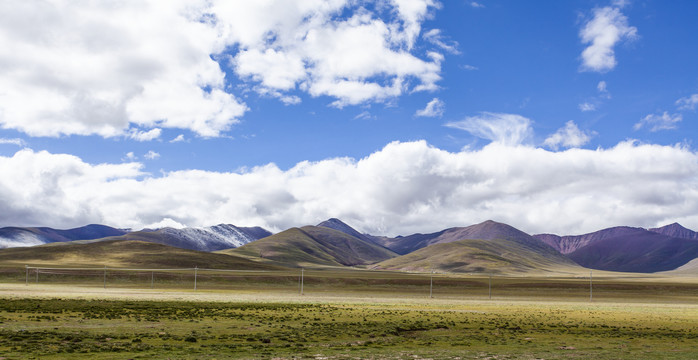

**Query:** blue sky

left=0, top=0, right=697, bottom=235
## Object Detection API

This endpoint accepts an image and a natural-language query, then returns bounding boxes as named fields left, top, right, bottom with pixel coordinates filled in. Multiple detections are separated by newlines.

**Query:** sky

left=0, top=0, right=697, bottom=236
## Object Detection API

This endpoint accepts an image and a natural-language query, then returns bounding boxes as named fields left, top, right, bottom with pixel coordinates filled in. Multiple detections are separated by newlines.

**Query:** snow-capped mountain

left=0, top=224, right=128, bottom=249
left=155, top=224, right=271, bottom=251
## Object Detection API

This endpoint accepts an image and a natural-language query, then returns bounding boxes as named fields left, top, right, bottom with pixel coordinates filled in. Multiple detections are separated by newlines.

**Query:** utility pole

left=299, top=268, right=304, bottom=296
left=25, top=265, right=28, bottom=286
left=429, top=268, right=434, bottom=298
left=151, top=271, right=154, bottom=289
left=194, top=267, right=198, bottom=291
left=36, top=267, right=39, bottom=283
left=488, top=274, right=492, bottom=300
left=589, top=270, right=593, bottom=302
left=103, top=266, right=107, bottom=289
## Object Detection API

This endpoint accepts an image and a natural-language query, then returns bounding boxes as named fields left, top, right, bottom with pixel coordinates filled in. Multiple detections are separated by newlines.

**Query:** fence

left=14, top=265, right=698, bottom=303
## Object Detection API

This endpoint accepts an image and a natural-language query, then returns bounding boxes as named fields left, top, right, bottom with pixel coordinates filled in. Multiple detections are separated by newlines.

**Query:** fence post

left=36, top=267, right=39, bottom=283
left=151, top=271, right=154, bottom=289
left=104, top=266, right=107, bottom=289
left=194, top=267, right=198, bottom=291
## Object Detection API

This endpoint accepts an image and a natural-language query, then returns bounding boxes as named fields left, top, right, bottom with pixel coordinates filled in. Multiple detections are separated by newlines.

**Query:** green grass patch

left=0, top=296, right=697, bottom=359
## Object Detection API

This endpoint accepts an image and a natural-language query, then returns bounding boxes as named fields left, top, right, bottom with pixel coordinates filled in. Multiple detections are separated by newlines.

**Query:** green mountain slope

left=0, top=239, right=284, bottom=270
left=223, top=226, right=397, bottom=267
left=373, top=238, right=582, bottom=275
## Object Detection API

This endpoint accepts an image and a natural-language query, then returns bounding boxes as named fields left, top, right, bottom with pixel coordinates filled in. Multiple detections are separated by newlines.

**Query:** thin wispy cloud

left=446, top=112, right=533, bottom=146
left=634, top=112, right=682, bottom=132
left=423, top=29, right=460, bottom=54
left=579, top=103, right=597, bottom=112
left=170, top=135, right=186, bottom=143
left=129, top=128, right=161, bottom=142
left=415, top=98, right=445, bottom=118
left=144, top=151, right=160, bottom=160
left=0, top=138, right=26, bottom=147
left=676, top=94, right=698, bottom=111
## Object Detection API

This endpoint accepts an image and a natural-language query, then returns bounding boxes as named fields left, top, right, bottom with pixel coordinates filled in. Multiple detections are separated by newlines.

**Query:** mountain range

left=533, top=223, right=698, bottom=272
left=1, top=219, right=698, bottom=274
left=0, top=224, right=271, bottom=252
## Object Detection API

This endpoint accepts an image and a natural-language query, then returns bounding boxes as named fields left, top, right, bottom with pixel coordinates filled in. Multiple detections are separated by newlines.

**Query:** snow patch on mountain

left=158, top=224, right=260, bottom=251
left=0, top=232, right=45, bottom=248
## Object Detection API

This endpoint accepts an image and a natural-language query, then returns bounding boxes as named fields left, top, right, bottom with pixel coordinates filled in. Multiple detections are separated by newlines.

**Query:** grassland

left=1, top=265, right=698, bottom=359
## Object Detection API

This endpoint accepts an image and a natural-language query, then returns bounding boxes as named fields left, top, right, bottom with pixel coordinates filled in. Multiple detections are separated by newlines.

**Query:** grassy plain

left=0, top=267, right=697, bottom=359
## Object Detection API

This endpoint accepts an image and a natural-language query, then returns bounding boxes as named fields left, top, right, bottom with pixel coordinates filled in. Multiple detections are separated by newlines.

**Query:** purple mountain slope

left=649, top=223, right=698, bottom=240
left=533, top=226, right=647, bottom=254
left=567, top=231, right=698, bottom=273
left=382, top=220, right=561, bottom=256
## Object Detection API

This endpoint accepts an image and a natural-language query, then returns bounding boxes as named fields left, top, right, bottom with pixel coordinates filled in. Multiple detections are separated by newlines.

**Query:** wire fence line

left=15, top=265, right=698, bottom=302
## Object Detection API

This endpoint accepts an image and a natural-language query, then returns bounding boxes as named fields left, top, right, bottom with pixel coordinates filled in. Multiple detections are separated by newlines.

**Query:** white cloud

left=170, top=134, right=185, bottom=143
left=353, top=111, right=375, bottom=121
left=469, top=2, right=485, bottom=8
left=144, top=150, right=160, bottom=160
left=676, top=94, right=698, bottom=111
left=0, top=138, right=26, bottom=147
left=543, top=121, right=595, bottom=150
left=2, top=142, right=698, bottom=237
left=0, top=0, right=247, bottom=138
left=445, top=112, right=533, bottom=146
left=129, top=128, right=161, bottom=142
left=579, top=102, right=596, bottom=112
left=634, top=112, right=682, bottom=132
left=579, top=6, right=637, bottom=72
left=415, top=98, right=445, bottom=117
left=0, top=0, right=442, bottom=138
left=422, top=29, right=460, bottom=54
left=280, top=95, right=302, bottom=106
left=597, top=80, right=608, bottom=93
left=225, top=0, right=443, bottom=107
left=597, top=80, right=611, bottom=99
left=461, top=64, right=479, bottom=71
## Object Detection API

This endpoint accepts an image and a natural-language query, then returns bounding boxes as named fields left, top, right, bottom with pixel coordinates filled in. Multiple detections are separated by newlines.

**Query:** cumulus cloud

left=224, top=0, right=443, bottom=108
left=415, top=98, right=445, bottom=117
left=676, top=94, right=698, bottom=111
left=0, top=0, right=442, bottom=138
left=2, top=142, right=698, bottom=237
left=543, top=121, right=595, bottom=150
left=445, top=112, right=533, bottom=146
left=634, top=112, right=682, bottom=132
left=579, top=6, right=637, bottom=72
left=0, top=0, right=247, bottom=138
